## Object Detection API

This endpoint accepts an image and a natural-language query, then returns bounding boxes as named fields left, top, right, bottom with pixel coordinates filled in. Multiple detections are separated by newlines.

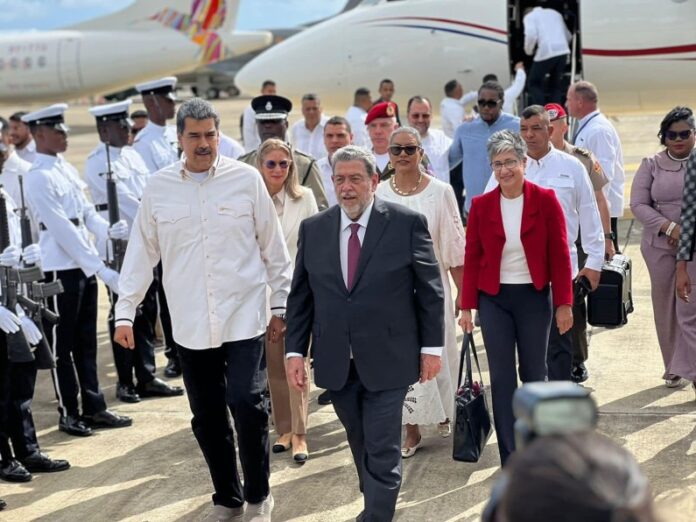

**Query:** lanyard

left=572, top=113, right=599, bottom=144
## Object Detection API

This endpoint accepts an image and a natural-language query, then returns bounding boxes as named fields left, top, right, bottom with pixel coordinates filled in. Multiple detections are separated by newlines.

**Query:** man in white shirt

left=218, top=131, right=245, bottom=159
left=290, top=93, right=329, bottom=160
left=523, top=6, right=571, bottom=105
left=115, top=98, right=291, bottom=522
left=567, top=80, right=625, bottom=253
left=485, top=105, right=603, bottom=382
left=8, top=112, right=37, bottom=164
left=345, top=87, right=372, bottom=148
left=366, top=101, right=399, bottom=179
left=458, top=62, right=528, bottom=115
left=317, top=116, right=353, bottom=208
left=242, top=80, right=276, bottom=153
left=407, top=96, right=452, bottom=182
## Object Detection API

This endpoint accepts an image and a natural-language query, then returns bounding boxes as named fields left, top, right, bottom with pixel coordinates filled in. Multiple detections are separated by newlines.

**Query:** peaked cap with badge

left=252, top=95, right=292, bottom=121
left=21, top=103, right=70, bottom=132
left=135, top=76, right=177, bottom=100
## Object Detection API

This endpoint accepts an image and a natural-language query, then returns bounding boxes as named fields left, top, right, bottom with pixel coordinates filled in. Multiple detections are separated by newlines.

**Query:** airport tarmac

left=0, top=98, right=694, bottom=521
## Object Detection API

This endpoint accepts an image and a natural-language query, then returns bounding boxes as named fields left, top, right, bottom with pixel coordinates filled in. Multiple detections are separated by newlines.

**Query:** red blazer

left=460, top=181, right=573, bottom=309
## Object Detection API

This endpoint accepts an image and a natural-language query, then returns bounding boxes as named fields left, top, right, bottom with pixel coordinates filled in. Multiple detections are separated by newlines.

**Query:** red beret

left=365, top=101, right=397, bottom=125
left=544, top=103, right=567, bottom=121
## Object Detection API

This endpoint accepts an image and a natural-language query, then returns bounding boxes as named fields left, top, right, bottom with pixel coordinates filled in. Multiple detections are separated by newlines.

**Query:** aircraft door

left=507, top=0, right=581, bottom=108
left=57, top=36, right=82, bottom=91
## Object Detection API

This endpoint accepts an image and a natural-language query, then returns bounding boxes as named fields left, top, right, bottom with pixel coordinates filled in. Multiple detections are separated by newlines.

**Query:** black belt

left=39, top=218, right=80, bottom=231
left=95, top=203, right=108, bottom=212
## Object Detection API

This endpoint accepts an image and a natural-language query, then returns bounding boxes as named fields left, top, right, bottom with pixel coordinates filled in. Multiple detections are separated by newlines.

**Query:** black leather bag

left=453, top=332, right=492, bottom=462
left=587, top=254, right=634, bottom=327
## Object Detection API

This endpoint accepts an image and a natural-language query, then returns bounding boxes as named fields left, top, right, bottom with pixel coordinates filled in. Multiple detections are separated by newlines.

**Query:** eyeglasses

left=478, top=99, right=500, bottom=108
left=264, top=159, right=291, bottom=170
left=664, top=129, right=694, bottom=141
left=491, top=159, right=521, bottom=171
left=388, top=145, right=420, bottom=156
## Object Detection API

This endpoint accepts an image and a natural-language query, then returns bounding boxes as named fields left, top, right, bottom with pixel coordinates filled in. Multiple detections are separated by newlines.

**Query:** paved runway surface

left=1, top=98, right=694, bottom=521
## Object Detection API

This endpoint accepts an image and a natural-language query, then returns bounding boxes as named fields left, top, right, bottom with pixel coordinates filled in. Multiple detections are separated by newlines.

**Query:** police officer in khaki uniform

left=547, top=103, right=615, bottom=383
left=239, top=95, right=329, bottom=210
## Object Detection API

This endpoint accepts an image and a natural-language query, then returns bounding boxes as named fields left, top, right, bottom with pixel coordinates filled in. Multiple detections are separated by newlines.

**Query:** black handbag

left=452, top=332, right=493, bottom=462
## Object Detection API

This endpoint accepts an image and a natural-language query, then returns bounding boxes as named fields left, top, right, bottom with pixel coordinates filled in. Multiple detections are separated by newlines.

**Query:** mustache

left=194, top=147, right=212, bottom=155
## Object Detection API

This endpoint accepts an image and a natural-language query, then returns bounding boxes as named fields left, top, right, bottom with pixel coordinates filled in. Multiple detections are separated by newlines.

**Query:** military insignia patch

left=386, top=103, right=395, bottom=117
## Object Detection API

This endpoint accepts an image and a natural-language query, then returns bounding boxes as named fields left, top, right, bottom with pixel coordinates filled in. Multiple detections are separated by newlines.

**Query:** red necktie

left=347, top=223, right=361, bottom=290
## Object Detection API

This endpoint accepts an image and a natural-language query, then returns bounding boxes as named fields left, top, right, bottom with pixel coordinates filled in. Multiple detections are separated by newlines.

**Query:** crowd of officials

left=0, top=5, right=694, bottom=521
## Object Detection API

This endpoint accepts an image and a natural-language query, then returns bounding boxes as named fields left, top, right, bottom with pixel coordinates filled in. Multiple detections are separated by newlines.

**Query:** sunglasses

left=664, top=129, right=694, bottom=141
left=264, top=159, right=291, bottom=170
left=388, top=145, right=420, bottom=156
left=478, top=99, right=500, bottom=108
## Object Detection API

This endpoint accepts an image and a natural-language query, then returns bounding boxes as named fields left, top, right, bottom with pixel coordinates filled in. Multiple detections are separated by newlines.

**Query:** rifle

left=0, top=187, right=34, bottom=363
left=104, top=143, right=126, bottom=273
left=17, top=175, right=59, bottom=369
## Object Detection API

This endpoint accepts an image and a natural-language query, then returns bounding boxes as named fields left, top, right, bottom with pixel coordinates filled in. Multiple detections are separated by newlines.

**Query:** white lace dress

left=376, top=177, right=466, bottom=424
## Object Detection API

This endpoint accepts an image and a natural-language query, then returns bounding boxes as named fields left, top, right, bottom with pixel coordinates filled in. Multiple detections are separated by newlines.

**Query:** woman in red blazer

left=459, top=130, right=573, bottom=466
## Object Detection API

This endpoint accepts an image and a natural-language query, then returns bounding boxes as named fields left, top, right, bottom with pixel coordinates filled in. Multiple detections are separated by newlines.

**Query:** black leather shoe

left=59, top=414, right=93, bottom=437
left=20, top=451, right=70, bottom=473
left=137, top=377, right=184, bottom=398
left=0, top=459, right=32, bottom=482
left=317, top=390, right=332, bottom=405
left=571, top=363, right=589, bottom=383
left=116, top=383, right=141, bottom=403
left=83, top=410, right=132, bottom=429
left=163, top=357, right=182, bottom=378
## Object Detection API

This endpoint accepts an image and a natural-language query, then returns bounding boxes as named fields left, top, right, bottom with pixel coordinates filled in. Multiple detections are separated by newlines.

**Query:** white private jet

left=0, top=0, right=272, bottom=102
left=235, top=0, right=696, bottom=112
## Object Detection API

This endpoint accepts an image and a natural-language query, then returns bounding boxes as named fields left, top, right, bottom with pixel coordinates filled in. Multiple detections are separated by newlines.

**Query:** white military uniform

left=15, top=138, right=37, bottom=164
left=290, top=116, right=329, bottom=159
left=572, top=110, right=625, bottom=218
left=132, top=122, right=178, bottom=173
left=0, top=151, right=38, bottom=242
left=345, top=105, right=370, bottom=148
left=421, top=129, right=452, bottom=182
left=219, top=132, right=245, bottom=160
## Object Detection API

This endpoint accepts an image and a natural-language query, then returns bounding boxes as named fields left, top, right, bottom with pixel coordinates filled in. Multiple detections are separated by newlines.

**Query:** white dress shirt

left=114, top=155, right=292, bottom=350
left=573, top=110, right=625, bottom=218
left=523, top=7, right=571, bottom=61
left=25, top=153, right=109, bottom=276
left=15, top=139, right=36, bottom=164
left=317, top=157, right=338, bottom=207
left=484, top=146, right=604, bottom=276
left=345, top=105, right=370, bottom=148
left=421, top=129, right=452, bottom=182
left=440, top=97, right=465, bottom=139
left=290, top=115, right=329, bottom=160
left=218, top=132, right=245, bottom=160
left=132, top=121, right=178, bottom=173
left=242, top=105, right=261, bottom=153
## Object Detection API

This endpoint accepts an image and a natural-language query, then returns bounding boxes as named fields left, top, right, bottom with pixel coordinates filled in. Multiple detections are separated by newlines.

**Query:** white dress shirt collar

left=340, top=198, right=374, bottom=232
left=577, top=110, right=600, bottom=128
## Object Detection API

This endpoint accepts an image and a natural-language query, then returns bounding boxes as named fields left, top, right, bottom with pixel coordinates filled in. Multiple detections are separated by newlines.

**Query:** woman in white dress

left=376, top=126, right=465, bottom=457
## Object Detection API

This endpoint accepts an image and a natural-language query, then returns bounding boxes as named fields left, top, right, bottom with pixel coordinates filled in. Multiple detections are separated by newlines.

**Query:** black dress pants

left=478, top=284, right=552, bottom=466
left=108, top=283, right=157, bottom=387
left=449, top=162, right=465, bottom=221
left=45, top=269, right=107, bottom=418
left=331, top=362, right=408, bottom=522
left=178, top=335, right=269, bottom=509
left=528, top=54, right=568, bottom=105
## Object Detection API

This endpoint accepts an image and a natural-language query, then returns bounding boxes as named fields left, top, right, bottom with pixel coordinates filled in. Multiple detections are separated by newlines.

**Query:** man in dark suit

left=284, top=145, right=445, bottom=522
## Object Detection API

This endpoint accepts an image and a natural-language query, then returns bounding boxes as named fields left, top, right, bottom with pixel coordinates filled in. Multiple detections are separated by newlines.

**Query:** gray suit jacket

left=285, top=197, right=444, bottom=391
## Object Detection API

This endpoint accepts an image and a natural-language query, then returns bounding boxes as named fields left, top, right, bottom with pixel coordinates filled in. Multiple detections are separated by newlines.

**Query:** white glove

left=0, top=245, right=21, bottom=267
left=0, top=305, right=21, bottom=334
left=15, top=304, right=42, bottom=345
left=97, top=266, right=120, bottom=295
left=22, top=243, right=42, bottom=265
left=108, top=220, right=129, bottom=241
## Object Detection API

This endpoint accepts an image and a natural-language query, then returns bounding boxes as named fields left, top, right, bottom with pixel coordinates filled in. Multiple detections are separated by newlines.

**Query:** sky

left=0, top=0, right=347, bottom=31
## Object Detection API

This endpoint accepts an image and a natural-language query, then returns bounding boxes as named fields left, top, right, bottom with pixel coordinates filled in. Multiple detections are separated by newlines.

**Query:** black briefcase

left=587, top=254, right=634, bottom=327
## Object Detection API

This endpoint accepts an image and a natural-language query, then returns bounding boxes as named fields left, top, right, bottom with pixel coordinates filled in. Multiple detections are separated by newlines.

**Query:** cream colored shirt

left=115, top=155, right=292, bottom=350
left=499, top=193, right=533, bottom=284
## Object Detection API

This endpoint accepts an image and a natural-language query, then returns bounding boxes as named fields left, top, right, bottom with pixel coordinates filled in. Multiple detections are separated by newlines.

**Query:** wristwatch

left=604, top=232, right=616, bottom=240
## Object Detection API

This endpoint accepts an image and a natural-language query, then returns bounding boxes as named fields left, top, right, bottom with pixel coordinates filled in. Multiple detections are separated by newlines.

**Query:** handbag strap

left=457, top=332, right=485, bottom=390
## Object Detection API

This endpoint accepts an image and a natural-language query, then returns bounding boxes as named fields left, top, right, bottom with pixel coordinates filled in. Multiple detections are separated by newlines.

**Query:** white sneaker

left=247, top=493, right=274, bottom=522
left=202, top=503, right=245, bottom=522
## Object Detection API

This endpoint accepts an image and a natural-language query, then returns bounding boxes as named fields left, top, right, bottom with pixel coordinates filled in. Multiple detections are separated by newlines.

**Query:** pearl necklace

left=390, top=171, right=423, bottom=196
left=667, top=150, right=690, bottom=163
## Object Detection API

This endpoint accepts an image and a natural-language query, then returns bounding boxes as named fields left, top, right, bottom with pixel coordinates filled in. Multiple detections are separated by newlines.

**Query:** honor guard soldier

left=21, top=104, right=132, bottom=437
left=133, top=76, right=180, bottom=377
left=0, top=118, right=35, bottom=237
left=85, top=100, right=183, bottom=403
left=239, top=95, right=329, bottom=210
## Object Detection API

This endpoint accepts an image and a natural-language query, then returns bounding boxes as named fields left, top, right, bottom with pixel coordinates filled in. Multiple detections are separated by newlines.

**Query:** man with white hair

left=407, top=95, right=452, bottom=182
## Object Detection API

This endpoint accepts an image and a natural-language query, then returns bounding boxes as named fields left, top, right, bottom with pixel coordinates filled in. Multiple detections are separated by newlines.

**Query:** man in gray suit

left=284, top=145, right=444, bottom=522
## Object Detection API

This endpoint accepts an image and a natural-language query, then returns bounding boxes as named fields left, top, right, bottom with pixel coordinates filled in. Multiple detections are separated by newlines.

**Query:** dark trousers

left=571, top=241, right=590, bottom=364
left=478, top=284, right=552, bottom=466
left=0, top=334, right=40, bottom=461
left=331, top=361, right=407, bottom=522
left=45, top=269, right=107, bottom=418
left=547, top=313, right=573, bottom=381
left=154, top=263, right=178, bottom=361
left=449, top=162, right=465, bottom=221
left=611, top=217, right=620, bottom=254
left=108, top=283, right=158, bottom=387
left=528, top=54, right=567, bottom=105
left=178, top=335, right=269, bottom=508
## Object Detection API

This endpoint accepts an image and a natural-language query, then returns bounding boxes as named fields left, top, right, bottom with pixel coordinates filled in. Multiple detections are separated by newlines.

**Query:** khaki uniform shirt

left=563, top=141, right=609, bottom=192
